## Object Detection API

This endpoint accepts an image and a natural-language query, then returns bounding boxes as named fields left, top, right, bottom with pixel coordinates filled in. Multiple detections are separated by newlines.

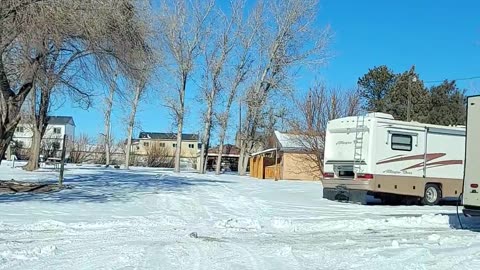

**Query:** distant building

left=129, top=132, right=200, bottom=158
left=12, top=116, right=76, bottom=151
left=199, top=144, right=241, bottom=172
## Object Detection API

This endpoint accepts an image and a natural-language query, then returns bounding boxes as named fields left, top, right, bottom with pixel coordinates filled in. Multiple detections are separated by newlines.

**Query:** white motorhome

left=463, top=96, right=480, bottom=215
left=322, top=112, right=465, bottom=205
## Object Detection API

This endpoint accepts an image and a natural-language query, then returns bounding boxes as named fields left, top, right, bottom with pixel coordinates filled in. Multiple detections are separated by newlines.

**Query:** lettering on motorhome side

left=336, top=141, right=353, bottom=145
left=383, top=169, right=413, bottom=175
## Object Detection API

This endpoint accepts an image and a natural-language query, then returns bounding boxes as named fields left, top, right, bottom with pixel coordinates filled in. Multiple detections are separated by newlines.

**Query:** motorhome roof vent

left=366, top=112, right=394, bottom=119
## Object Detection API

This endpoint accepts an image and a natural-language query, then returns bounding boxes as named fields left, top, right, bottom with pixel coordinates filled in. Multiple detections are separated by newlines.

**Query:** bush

left=146, top=146, right=174, bottom=168
left=69, top=134, right=95, bottom=163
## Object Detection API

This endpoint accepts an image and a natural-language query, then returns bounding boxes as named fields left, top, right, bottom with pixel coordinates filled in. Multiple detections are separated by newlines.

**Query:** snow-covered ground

left=1, top=161, right=480, bottom=269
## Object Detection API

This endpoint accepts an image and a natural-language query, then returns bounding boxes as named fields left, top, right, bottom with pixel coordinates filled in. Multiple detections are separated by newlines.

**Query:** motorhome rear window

left=391, top=134, right=412, bottom=151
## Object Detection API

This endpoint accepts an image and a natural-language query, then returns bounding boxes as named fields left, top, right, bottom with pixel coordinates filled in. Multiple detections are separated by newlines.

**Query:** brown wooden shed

left=249, top=131, right=321, bottom=181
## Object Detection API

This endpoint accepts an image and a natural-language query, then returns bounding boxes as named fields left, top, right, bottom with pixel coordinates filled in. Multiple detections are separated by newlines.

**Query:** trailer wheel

left=422, top=184, right=442, bottom=205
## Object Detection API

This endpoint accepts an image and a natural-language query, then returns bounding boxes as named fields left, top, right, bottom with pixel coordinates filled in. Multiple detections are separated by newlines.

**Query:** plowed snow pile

left=0, top=162, right=479, bottom=270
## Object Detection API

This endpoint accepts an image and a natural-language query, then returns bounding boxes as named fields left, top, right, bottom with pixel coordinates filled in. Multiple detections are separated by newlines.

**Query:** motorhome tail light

left=471, top=184, right=479, bottom=188
left=357, top=173, right=374, bottom=180
left=323, top=172, right=334, bottom=178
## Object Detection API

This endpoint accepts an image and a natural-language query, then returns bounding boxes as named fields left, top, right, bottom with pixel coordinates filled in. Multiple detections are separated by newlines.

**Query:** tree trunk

left=104, top=80, right=115, bottom=166
left=238, top=145, right=247, bottom=176
left=125, top=85, right=141, bottom=170
left=25, top=128, right=42, bottom=170
left=0, top=134, right=14, bottom=163
left=202, top=138, right=210, bottom=173
left=25, top=86, right=50, bottom=171
left=174, top=75, right=187, bottom=173
left=215, top=124, right=227, bottom=175
left=199, top=101, right=214, bottom=174
left=125, top=130, right=133, bottom=169
left=238, top=136, right=254, bottom=176
left=174, top=119, right=183, bottom=173
left=0, top=44, right=35, bottom=164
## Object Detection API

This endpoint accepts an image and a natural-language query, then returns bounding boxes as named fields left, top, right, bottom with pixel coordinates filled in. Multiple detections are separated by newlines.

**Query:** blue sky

left=56, top=0, right=480, bottom=143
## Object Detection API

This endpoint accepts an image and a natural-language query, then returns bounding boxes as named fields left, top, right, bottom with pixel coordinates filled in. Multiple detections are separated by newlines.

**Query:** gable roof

left=47, top=116, right=75, bottom=126
left=208, top=144, right=241, bottom=155
left=274, top=130, right=305, bottom=149
left=139, top=132, right=199, bottom=141
left=251, top=131, right=318, bottom=156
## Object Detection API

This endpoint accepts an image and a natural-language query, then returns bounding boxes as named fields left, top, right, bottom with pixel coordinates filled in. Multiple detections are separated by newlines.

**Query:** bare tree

left=124, top=80, right=147, bottom=169
left=69, top=133, right=96, bottom=164
left=24, top=44, right=94, bottom=171
left=288, top=84, right=361, bottom=175
left=214, top=3, right=259, bottom=175
left=198, top=1, right=243, bottom=174
left=237, top=0, right=331, bottom=175
left=157, top=0, right=214, bottom=173
left=0, top=0, right=152, bottom=164
left=103, top=74, right=117, bottom=167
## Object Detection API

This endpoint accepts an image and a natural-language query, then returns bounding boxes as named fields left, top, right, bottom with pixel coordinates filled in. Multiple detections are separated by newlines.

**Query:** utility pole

left=406, top=75, right=417, bottom=122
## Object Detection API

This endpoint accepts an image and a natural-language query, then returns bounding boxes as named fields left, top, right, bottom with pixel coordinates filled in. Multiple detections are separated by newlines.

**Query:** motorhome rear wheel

left=422, top=184, right=442, bottom=205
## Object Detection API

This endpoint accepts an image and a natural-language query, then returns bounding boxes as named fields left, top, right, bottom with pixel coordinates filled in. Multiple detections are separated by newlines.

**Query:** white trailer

left=322, top=112, right=465, bottom=205
left=463, top=95, right=480, bottom=215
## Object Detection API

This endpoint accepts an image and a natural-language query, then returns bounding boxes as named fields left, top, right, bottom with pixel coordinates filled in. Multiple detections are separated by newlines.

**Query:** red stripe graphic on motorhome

left=376, top=153, right=463, bottom=171
left=376, top=153, right=444, bottom=165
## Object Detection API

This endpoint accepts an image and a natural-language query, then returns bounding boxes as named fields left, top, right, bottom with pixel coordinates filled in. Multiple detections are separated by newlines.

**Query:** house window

left=391, top=134, right=412, bottom=151
left=52, top=141, right=61, bottom=150
left=15, top=127, right=24, bottom=133
left=188, top=144, right=195, bottom=149
left=53, top=127, right=62, bottom=134
left=173, top=143, right=177, bottom=148
left=159, top=142, right=165, bottom=147
left=144, top=142, right=150, bottom=147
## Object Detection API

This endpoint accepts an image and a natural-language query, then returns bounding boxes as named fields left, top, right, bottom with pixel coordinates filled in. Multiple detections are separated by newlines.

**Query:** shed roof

left=250, top=131, right=320, bottom=157
left=274, top=131, right=306, bottom=149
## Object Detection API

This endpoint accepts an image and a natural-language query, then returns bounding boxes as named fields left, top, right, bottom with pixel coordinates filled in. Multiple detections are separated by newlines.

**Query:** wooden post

left=59, top=134, right=67, bottom=187
left=274, top=143, right=278, bottom=181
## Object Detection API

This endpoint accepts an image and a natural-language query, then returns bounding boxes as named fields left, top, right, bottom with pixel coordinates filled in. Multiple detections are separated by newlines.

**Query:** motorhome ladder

left=353, top=115, right=366, bottom=174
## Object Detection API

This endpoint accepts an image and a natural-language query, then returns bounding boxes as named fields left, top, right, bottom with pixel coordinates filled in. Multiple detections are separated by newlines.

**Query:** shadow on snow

left=0, top=168, right=234, bottom=204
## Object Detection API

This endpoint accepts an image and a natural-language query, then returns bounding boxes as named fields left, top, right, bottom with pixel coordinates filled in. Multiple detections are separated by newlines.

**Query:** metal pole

left=59, top=134, right=67, bottom=187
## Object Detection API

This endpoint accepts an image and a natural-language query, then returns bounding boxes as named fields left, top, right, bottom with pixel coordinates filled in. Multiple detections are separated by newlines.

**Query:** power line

left=424, top=75, right=480, bottom=84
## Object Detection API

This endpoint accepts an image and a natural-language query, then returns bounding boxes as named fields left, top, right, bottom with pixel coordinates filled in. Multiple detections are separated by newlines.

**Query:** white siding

left=12, top=122, right=75, bottom=150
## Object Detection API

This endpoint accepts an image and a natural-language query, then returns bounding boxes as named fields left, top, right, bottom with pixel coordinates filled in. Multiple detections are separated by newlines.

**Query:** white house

left=12, top=116, right=76, bottom=151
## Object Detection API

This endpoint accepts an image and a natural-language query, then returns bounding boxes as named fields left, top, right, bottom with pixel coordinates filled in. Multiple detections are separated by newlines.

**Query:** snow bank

left=0, top=163, right=478, bottom=269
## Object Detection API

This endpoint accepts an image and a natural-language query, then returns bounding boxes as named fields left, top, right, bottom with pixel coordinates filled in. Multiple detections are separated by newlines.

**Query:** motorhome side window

left=391, top=134, right=412, bottom=151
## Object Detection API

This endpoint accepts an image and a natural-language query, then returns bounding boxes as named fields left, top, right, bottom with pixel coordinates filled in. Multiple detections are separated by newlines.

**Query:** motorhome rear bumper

left=323, top=187, right=370, bottom=205
left=463, top=206, right=480, bottom=216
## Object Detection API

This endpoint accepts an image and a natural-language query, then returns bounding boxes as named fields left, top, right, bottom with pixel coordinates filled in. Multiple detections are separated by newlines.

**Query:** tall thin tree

left=103, top=74, right=117, bottom=167
left=198, top=1, right=242, bottom=174
left=157, top=0, right=214, bottom=173
left=237, top=0, right=331, bottom=175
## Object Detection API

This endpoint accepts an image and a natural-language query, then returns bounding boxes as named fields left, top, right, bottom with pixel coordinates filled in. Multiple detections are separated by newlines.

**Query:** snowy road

left=1, top=163, right=480, bottom=269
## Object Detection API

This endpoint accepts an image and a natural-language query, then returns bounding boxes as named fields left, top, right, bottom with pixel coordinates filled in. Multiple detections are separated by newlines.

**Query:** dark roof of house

left=47, top=116, right=75, bottom=126
left=139, top=132, right=199, bottom=141
left=208, top=144, right=241, bottom=155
